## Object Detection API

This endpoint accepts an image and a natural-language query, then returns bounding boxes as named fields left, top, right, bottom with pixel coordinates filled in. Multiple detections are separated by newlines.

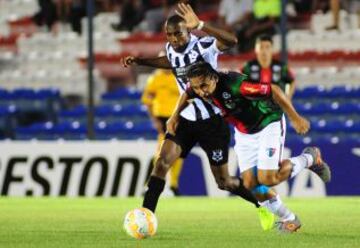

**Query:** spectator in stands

left=292, top=0, right=313, bottom=14
left=111, top=0, right=148, bottom=32
left=217, top=0, right=253, bottom=32
left=141, top=58, right=184, bottom=196
left=68, top=0, right=87, bottom=34
left=236, top=0, right=281, bottom=53
left=135, top=0, right=196, bottom=33
left=326, top=0, right=360, bottom=30
left=33, top=0, right=59, bottom=32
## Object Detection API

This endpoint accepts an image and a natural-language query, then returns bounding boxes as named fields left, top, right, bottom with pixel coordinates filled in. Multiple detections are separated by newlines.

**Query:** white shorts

left=234, top=116, right=286, bottom=173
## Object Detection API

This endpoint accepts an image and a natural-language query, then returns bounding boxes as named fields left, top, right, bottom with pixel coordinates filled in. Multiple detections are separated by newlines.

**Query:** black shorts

left=165, top=115, right=230, bottom=166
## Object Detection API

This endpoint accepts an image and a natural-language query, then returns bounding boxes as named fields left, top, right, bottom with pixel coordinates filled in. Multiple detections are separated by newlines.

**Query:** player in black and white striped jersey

left=122, top=3, right=273, bottom=229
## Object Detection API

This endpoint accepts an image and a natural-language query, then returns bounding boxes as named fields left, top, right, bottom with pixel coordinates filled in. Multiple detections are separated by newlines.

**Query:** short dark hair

left=256, top=34, right=273, bottom=44
left=186, top=62, right=218, bottom=79
left=166, top=15, right=186, bottom=26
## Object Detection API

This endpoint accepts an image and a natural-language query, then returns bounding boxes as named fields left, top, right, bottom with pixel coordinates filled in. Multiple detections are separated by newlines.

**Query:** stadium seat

left=330, top=102, right=360, bottom=114
left=293, top=86, right=327, bottom=99
left=326, top=86, right=355, bottom=98
left=15, top=121, right=56, bottom=140
left=58, top=105, right=87, bottom=123
left=54, top=121, right=87, bottom=140
left=0, top=105, right=17, bottom=138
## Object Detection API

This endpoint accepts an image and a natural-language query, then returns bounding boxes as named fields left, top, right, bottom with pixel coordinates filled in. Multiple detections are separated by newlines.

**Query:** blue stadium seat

left=0, top=105, right=17, bottom=138
left=58, top=105, right=87, bottom=123
left=311, top=119, right=342, bottom=132
left=348, top=87, right=360, bottom=98
left=15, top=121, right=57, bottom=140
left=54, top=121, right=87, bottom=140
left=341, top=119, right=360, bottom=132
left=101, top=88, right=142, bottom=106
left=95, top=121, right=136, bottom=139
left=329, top=102, right=360, bottom=114
left=326, top=86, right=354, bottom=98
left=293, top=86, right=327, bottom=99
left=0, top=89, right=14, bottom=107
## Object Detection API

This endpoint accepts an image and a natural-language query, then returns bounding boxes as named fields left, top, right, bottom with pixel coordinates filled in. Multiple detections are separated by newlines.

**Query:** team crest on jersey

left=212, top=149, right=223, bottom=162
left=222, top=92, right=231, bottom=99
left=188, top=50, right=200, bottom=63
left=267, top=148, right=276, bottom=157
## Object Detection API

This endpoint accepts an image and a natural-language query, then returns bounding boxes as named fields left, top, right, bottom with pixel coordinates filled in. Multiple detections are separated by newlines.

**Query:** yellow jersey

left=141, top=69, right=179, bottom=118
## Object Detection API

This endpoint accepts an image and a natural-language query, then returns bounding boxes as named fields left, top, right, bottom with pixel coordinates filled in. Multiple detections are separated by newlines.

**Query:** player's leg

left=256, top=120, right=331, bottom=186
left=157, top=123, right=183, bottom=196
left=143, top=117, right=196, bottom=212
left=143, top=138, right=181, bottom=212
left=253, top=120, right=301, bottom=232
left=199, top=116, right=260, bottom=208
left=210, top=164, right=260, bottom=208
left=169, top=158, right=183, bottom=196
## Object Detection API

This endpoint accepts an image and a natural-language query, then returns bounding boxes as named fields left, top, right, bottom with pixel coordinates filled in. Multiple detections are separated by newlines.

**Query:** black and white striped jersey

left=165, top=34, right=221, bottom=121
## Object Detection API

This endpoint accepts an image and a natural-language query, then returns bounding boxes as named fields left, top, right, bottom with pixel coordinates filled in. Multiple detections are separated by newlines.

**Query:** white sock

left=288, top=153, right=313, bottom=178
left=260, top=195, right=295, bottom=222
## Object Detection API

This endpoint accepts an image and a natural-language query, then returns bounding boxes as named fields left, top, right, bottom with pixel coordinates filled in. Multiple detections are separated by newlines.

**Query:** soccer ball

left=123, top=208, right=158, bottom=239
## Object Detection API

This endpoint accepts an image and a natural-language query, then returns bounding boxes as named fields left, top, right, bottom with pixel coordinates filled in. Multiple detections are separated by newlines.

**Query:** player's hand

left=175, top=3, right=200, bottom=30
left=166, top=115, right=179, bottom=136
left=290, top=115, right=310, bottom=135
left=122, top=56, right=136, bottom=68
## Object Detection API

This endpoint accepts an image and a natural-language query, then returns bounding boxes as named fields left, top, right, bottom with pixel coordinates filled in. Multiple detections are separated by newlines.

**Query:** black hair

left=256, top=34, right=273, bottom=44
left=166, top=15, right=186, bottom=26
left=186, top=62, right=218, bottom=79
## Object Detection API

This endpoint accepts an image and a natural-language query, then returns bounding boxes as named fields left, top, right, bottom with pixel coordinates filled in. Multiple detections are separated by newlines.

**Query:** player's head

left=165, top=15, right=190, bottom=52
left=255, top=34, right=273, bottom=67
left=187, top=62, right=219, bottom=98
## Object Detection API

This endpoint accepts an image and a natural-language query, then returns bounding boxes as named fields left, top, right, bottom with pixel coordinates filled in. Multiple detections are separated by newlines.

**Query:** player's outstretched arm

left=167, top=92, right=191, bottom=135
left=271, top=84, right=310, bottom=135
left=175, top=3, right=237, bottom=51
left=122, top=55, right=172, bottom=69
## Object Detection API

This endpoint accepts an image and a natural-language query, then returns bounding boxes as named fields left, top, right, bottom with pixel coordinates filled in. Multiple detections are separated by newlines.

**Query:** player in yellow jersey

left=142, top=66, right=183, bottom=196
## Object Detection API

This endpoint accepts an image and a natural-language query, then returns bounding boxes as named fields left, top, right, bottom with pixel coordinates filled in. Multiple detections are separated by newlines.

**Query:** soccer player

left=141, top=65, right=183, bottom=196
left=241, top=34, right=295, bottom=99
left=168, top=62, right=331, bottom=233
left=122, top=3, right=274, bottom=229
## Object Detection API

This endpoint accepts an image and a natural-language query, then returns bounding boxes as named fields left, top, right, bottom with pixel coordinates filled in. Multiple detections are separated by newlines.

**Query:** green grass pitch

left=0, top=197, right=359, bottom=248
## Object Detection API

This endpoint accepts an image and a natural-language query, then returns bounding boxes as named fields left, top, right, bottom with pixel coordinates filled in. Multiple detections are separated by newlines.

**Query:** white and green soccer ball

left=123, top=208, right=158, bottom=239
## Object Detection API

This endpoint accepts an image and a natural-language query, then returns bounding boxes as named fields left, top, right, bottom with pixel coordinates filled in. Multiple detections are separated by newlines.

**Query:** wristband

left=196, top=21, right=204, bottom=30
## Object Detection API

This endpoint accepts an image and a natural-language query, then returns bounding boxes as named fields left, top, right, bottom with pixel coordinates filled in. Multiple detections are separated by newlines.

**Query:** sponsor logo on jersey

left=244, top=86, right=259, bottom=93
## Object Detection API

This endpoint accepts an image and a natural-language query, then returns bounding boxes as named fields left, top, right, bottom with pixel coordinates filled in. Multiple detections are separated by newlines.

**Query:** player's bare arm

left=122, top=55, right=172, bottom=69
left=271, top=84, right=310, bottom=135
left=286, top=81, right=296, bottom=99
left=175, top=3, right=237, bottom=51
left=166, top=92, right=191, bottom=135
